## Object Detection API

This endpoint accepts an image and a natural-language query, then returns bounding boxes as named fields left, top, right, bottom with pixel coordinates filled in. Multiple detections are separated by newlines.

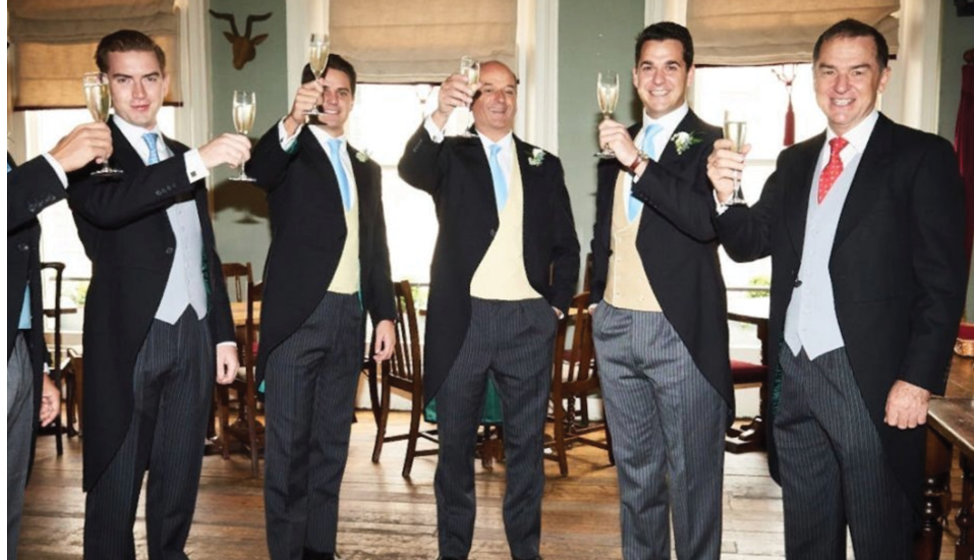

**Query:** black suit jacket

left=398, top=125, right=580, bottom=402
left=246, top=124, right=396, bottom=383
left=68, top=121, right=235, bottom=490
left=8, top=153, right=67, bottom=469
left=716, top=114, right=967, bottom=504
left=591, top=111, right=732, bottom=410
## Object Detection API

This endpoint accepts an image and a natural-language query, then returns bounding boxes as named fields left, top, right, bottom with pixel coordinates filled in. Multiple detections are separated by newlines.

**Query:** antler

left=209, top=10, right=240, bottom=36
left=244, top=12, right=273, bottom=38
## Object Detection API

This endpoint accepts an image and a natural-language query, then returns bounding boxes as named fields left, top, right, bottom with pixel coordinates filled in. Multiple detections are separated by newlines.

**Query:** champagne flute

left=82, top=72, right=123, bottom=176
left=723, top=109, right=748, bottom=205
left=415, top=83, right=433, bottom=120
left=306, top=33, right=331, bottom=115
left=231, top=90, right=256, bottom=182
left=595, top=71, right=619, bottom=159
left=456, top=56, right=480, bottom=137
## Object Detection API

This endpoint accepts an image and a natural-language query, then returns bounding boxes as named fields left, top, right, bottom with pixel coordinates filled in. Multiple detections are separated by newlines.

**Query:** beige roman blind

left=686, top=1, right=899, bottom=66
left=329, top=0, right=517, bottom=83
left=9, top=0, right=181, bottom=109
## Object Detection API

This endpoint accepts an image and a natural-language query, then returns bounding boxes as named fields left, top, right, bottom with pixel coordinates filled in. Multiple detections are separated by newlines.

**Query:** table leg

left=917, top=429, right=952, bottom=560
left=955, top=453, right=973, bottom=560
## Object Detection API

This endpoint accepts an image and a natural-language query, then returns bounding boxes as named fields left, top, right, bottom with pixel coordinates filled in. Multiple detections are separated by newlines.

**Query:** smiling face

left=317, top=67, right=354, bottom=136
left=106, top=50, right=170, bottom=129
left=632, top=39, right=693, bottom=120
left=471, top=61, right=517, bottom=141
left=813, top=35, right=890, bottom=136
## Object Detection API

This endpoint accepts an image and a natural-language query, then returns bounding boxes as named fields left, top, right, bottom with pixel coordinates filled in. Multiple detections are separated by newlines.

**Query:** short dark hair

left=635, top=21, right=694, bottom=69
left=95, top=29, right=166, bottom=73
left=302, top=53, right=357, bottom=96
left=813, top=19, right=889, bottom=70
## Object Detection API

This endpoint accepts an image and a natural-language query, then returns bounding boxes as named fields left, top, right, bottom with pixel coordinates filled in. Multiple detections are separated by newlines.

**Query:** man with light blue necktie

left=398, top=60, right=579, bottom=560
left=8, top=120, right=112, bottom=559
left=588, top=22, right=731, bottom=560
left=246, top=54, right=396, bottom=560
left=67, top=29, right=251, bottom=559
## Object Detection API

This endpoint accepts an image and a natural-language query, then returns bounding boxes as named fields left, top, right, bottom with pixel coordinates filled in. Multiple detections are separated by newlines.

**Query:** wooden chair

left=545, top=292, right=614, bottom=477
left=37, top=262, right=68, bottom=455
left=216, top=263, right=264, bottom=476
left=371, top=280, right=438, bottom=478
left=726, top=311, right=769, bottom=453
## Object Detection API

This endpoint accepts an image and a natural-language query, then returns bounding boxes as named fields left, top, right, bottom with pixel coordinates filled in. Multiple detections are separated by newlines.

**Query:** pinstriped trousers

left=775, top=345, right=914, bottom=560
left=592, top=302, right=728, bottom=560
left=8, top=333, right=34, bottom=560
left=84, top=307, right=214, bottom=560
left=435, top=297, right=557, bottom=560
left=263, top=291, right=363, bottom=560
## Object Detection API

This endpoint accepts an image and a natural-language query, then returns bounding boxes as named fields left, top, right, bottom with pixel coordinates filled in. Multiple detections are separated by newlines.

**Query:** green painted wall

left=937, top=3, right=973, bottom=322
left=557, top=0, right=645, bottom=286
left=209, top=0, right=287, bottom=277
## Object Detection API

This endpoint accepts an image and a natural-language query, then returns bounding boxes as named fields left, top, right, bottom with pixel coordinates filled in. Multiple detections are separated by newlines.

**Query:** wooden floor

left=19, top=412, right=962, bottom=559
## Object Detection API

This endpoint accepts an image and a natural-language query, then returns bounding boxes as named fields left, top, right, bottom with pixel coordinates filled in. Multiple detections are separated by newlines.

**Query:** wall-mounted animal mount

left=210, top=10, right=273, bottom=70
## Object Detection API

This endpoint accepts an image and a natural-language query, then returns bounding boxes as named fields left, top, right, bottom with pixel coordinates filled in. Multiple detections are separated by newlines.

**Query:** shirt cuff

left=41, top=153, right=69, bottom=187
left=216, top=341, right=237, bottom=348
left=714, top=191, right=735, bottom=214
left=278, top=118, right=302, bottom=151
left=183, top=150, right=210, bottom=183
left=423, top=115, right=446, bottom=143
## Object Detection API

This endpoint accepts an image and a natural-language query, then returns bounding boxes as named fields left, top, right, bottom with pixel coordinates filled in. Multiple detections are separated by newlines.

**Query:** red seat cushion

left=730, top=360, right=767, bottom=384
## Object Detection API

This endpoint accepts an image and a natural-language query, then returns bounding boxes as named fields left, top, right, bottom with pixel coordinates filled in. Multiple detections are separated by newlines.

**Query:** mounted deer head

left=209, top=10, right=272, bottom=70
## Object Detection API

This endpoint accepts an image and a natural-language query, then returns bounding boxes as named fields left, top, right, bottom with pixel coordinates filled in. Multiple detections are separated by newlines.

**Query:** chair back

left=553, top=292, right=599, bottom=395
left=389, top=280, right=422, bottom=387
left=39, top=262, right=66, bottom=369
left=222, top=262, right=253, bottom=303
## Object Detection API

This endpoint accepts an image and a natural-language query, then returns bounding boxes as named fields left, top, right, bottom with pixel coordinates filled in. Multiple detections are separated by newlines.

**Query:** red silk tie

left=817, top=137, right=848, bottom=204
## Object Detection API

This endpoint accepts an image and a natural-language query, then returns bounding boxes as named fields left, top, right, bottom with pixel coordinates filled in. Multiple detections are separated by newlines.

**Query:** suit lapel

left=784, top=134, right=824, bottom=258
left=299, top=128, right=345, bottom=212
left=833, top=116, right=892, bottom=253
left=108, top=120, right=146, bottom=171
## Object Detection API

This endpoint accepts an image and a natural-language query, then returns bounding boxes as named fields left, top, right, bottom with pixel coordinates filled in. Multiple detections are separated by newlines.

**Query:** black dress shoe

left=302, top=549, right=342, bottom=560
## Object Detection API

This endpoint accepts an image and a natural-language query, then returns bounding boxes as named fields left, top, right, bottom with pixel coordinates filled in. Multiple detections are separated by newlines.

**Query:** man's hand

left=431, top=73, right=476, bottom=130
left=284, top=80, right=324, bottom=136
left=598, top=118, right=643, bottom=170
left=198, top=133, right=253, bottom=171
left=373, top=320, right=396, bottom=362
left=706, top=138, right=751, bottom=201
left=49, top=122, right=113, bottom=172
left=884, top=379, right=931, bottom=429
left=39, top=374, right=61, bottom=427
left=215, top=344, right=240, bottom=385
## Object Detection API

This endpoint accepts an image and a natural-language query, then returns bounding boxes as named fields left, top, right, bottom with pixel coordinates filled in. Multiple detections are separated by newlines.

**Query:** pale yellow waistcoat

left=327, top=194, right=360, bottom=294
left=604, top=169, right=661, bottom=311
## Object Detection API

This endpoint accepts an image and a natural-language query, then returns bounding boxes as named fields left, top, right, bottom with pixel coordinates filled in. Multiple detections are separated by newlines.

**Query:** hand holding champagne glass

left=723, top=109, right=748, bottom=204
left=595, top=71, right=620, bottom=158
left=231, top=90, right=256, bottom=182
left=82, top=72, right=123, bottom=176
left=306, top=33, right=331, bottom=115
left=456, top=56, right=480, bottom=137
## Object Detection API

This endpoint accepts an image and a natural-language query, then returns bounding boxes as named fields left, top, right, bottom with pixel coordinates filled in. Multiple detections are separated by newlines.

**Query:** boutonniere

left=528, top=148, right=545, bottom=167
left=670, top=131, right=702, bottom=155
left=355, top=149, right=371, bottom=163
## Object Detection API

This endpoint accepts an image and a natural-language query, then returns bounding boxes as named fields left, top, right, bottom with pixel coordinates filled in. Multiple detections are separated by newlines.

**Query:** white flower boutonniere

left=528, top=148, right=546, bottom=167
left=670, top=131, right=702, bottom=155
left=355, top=149, right=371, bottom=163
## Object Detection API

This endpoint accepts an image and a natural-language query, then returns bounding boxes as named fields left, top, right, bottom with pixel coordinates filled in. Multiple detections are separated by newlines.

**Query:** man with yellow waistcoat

left=588, top=22, right=732, bottom=560
left=246, top=54, right=396, bottom=560
left=398, top=60, right=579, bottom=560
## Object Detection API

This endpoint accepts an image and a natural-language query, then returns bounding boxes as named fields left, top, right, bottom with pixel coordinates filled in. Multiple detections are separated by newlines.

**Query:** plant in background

left=748, top=275, right=770, bottom=298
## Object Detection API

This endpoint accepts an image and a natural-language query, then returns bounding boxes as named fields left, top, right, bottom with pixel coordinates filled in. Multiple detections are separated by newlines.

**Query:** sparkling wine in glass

left=306, top=33, right=331, bottom=115
left=456, top=56, right=481, bottom=137
left=231, top=90, right=256, bottom=182
left=82, top=72, right=123, bottom=176
left=723, top=109, right=748, bottom=205
left=595, top=71, right=620, bottom=159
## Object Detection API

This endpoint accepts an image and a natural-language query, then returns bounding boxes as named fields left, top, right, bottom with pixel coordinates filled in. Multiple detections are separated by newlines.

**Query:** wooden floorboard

left=19, top=412, right=961, bottom=559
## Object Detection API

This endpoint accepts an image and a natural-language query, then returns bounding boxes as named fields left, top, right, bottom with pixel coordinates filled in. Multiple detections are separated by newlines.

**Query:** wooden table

left=918, top=354, right=973, bottom=560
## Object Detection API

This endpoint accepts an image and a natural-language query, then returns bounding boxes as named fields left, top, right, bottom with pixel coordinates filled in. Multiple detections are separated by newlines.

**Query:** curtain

left=329, top=0, right=517, bottom=83
left=686, top=1, right=899, bottom=66
left=9, top=0, right=181, bottom=109
left=955, top=52, right=973, bottom=257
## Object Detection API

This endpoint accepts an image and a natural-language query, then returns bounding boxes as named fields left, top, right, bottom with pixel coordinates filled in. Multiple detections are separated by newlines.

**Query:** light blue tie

left=327, top=139, right=352, bottom=211
left=11, top=162, right=32, bottom=329
left=143, top=132, right=160, bottom=164
left=628, top=123, right=662, bottom=221
left=489, top=144, right=508, bottom=211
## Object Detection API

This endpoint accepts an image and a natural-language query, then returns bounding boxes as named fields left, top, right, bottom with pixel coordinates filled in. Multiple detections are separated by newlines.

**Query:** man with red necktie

left=707, top=19, right=967, bottom=560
